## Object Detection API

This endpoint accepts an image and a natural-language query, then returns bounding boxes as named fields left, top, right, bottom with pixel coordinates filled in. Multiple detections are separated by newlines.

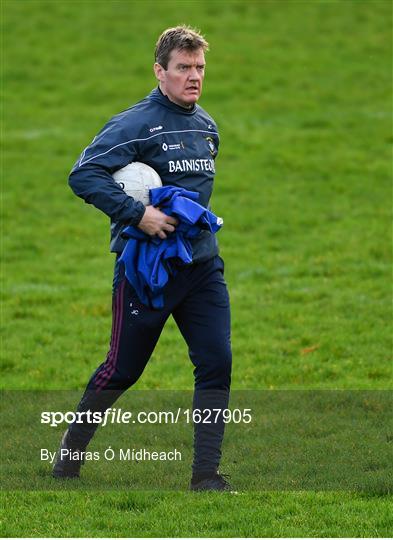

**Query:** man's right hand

left=137, top=205, right=178, bottom=239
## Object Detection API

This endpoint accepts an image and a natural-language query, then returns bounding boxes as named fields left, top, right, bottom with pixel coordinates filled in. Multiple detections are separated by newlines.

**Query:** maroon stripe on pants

left=94, top=279, right=125, bottom=391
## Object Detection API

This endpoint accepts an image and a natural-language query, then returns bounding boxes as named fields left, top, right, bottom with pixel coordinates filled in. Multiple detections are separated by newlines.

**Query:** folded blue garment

left=119, top=186, right=223, bottom=308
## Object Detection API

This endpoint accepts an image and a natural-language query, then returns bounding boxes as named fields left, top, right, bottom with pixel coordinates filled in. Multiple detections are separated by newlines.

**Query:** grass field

left=2, top=0, right=392, bottom=537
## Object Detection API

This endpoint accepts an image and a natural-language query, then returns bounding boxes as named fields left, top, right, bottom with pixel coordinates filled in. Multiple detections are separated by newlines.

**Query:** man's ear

left=154, top=62, right=165, bottom=82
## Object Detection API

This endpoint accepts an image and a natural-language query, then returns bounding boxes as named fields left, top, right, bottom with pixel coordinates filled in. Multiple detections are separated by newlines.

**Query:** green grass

left=2, top=0, right=392, bottom=536
left=2, top=491, right=392, bottom=537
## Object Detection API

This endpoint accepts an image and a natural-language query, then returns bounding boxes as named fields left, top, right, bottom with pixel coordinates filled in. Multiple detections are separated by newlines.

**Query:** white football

left=112, top=162, right=162, bottom=205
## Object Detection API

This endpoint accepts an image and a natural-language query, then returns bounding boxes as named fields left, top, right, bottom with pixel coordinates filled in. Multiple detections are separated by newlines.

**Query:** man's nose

left=189, top=67, right=201, bottom=80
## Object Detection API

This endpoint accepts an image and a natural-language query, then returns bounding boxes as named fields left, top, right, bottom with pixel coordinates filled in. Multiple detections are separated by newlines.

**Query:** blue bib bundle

left=119, top=186, right=222, bottom=308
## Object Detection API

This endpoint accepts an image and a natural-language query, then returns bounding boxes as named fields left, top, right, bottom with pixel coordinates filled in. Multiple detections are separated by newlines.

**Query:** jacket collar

left=149, top=87, right=197, bottom=115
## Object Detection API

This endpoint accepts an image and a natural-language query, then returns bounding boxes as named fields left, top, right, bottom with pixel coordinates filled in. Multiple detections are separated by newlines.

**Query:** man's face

left=154, top=48, right=206, bottom=108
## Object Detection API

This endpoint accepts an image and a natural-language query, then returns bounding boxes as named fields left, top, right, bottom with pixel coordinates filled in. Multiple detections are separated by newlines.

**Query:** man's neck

left=158, top=86, right=194, bottom=110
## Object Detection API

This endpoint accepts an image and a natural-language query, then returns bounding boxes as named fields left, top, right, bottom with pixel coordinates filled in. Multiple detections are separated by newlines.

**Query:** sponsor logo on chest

left=162, top=142, right=184, bottom=151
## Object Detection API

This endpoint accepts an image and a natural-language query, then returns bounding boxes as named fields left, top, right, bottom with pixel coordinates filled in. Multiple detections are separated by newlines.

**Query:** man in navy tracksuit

left=53, top=25, right=232, bottom=491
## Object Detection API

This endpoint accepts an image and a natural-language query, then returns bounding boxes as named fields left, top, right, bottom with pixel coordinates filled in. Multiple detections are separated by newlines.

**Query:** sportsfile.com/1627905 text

left=40, top=408, right=253, bottom=427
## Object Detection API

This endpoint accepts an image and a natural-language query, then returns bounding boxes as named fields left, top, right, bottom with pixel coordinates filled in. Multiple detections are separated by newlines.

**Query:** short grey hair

left=155, top=25, right=209, bottom=69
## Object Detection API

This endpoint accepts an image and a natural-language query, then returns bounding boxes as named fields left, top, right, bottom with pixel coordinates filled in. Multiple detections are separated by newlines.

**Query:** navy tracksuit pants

left=69, top=254, right=232, bottom=475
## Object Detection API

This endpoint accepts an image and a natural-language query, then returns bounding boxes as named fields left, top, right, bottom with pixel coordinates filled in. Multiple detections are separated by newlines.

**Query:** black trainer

left=190, top=472, right=233, bottom=492
left=52, top=429, right=85, bottom=478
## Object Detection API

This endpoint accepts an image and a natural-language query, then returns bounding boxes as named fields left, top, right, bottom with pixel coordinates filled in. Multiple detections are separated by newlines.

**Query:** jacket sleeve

left=69, top=116, right=145, bottom=225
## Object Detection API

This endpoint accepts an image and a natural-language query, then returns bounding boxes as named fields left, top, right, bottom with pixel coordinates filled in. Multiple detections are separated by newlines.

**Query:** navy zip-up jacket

left=69, top=87, right=220, bottom=262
